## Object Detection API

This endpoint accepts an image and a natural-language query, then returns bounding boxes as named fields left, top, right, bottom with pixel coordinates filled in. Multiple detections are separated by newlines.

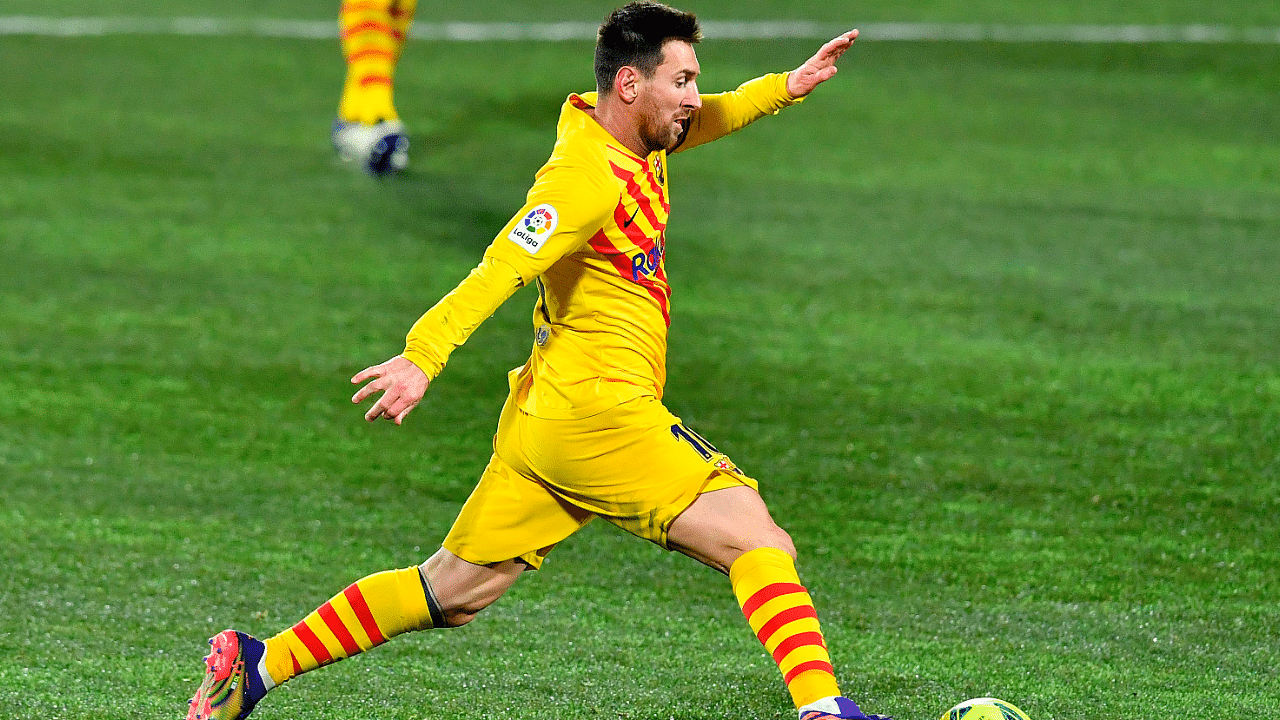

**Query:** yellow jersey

left=402, top=72, right=802, bottom=419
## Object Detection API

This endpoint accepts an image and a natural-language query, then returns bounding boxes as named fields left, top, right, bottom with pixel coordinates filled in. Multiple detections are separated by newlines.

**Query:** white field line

left=1, top=16, right=1278, bottom=44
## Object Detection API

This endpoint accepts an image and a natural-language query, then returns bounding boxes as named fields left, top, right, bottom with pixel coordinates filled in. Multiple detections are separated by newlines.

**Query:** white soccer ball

left=940, top=697, right=1031, bottom=720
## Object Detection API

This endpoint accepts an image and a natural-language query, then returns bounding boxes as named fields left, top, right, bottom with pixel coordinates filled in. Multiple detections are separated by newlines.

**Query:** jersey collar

left=560, top=92, right=649, bottom=162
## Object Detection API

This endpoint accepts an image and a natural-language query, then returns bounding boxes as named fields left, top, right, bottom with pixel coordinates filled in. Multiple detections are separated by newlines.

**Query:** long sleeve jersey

left=402, top=72, right=803, bottom=419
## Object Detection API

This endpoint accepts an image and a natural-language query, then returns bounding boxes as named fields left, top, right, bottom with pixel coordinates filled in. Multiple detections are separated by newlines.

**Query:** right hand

left=350, top=355, right=430, bottom=425
left=786, top=29, right=859, bottom=98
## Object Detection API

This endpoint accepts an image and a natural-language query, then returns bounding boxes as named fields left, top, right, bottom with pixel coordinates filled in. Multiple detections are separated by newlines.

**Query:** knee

left=437, top=583, right=510, bottom=628
left=441, top=607, right=481, bottom=628
left=770, top=525, right=798, bottom=561
left=713, top=524, right=797, bottom=574
left=417, top=553, right=522, bottom=628
left=419, top=568, right=500, bottom=628
left=754, top=523, right=796, bottom=562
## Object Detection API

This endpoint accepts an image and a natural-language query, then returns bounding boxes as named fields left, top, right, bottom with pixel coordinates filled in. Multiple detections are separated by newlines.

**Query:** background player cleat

left=331, top=119, right=410, bottom=175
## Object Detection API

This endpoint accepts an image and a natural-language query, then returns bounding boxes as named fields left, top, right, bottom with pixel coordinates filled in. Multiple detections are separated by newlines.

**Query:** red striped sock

left=263, top=567, right=443, bottom=685
left=388, top=0, right=417, bottom=61
left=730, top=547, right=842, bottom=709
left=338, top=0, right=413, bottom=123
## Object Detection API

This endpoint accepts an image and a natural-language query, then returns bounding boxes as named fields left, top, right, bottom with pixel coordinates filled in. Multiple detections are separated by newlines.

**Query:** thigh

left=442, top=451, right=595, bottom=570
left=517, top=396, right=760, bottom=550
left=666, top=484, right=796, bottom=575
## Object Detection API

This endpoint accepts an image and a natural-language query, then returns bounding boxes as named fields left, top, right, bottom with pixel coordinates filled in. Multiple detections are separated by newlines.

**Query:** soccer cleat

left=799, top=695, right=894, bottom=720
left=185, top=630, right=272, bottom=720
left=331, top=118, right=410, bottom=175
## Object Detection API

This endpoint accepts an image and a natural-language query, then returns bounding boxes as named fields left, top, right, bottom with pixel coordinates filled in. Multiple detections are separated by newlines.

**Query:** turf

left=8, top=0, right=1280, bottom=25
left=1, top=2, right=1278, bottom=719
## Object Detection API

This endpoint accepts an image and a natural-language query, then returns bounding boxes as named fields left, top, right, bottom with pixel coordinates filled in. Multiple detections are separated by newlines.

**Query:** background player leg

left=333, top=0, right=415, bottom=174
left=667, top=485, right=889, bottom=720
left=185, top=549, right=522, bottom=720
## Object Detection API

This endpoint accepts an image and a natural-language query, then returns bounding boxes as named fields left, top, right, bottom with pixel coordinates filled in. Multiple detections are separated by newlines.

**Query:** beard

left=638, top=104, right=684, bottom=155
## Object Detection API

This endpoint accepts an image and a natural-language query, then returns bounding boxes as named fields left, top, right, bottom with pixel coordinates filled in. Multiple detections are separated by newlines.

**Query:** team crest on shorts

left=508, top=204, right=559, bottom=254
left=714, top=457, right=744, bottom=475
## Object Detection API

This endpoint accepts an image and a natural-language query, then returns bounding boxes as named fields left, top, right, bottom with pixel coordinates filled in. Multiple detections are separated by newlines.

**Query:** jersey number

left=670, top=422, right=719, bottom=461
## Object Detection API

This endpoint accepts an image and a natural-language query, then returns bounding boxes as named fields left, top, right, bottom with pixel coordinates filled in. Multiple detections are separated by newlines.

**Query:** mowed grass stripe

left=2, top=16, right=1280, bottom=43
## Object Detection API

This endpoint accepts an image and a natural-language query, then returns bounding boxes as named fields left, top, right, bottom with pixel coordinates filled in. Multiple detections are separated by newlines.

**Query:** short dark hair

left=595, top=1, right=701, bottom=94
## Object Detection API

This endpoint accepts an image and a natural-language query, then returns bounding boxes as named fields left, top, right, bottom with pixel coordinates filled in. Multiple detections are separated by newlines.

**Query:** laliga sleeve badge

left=535, top=325, right=550, bottom=346
left=508, top=204, right=560, bottom=254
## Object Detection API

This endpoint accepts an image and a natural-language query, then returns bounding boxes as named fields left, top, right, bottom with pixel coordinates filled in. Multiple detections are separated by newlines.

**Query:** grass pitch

left=1, top=2, right=1278, bottom=719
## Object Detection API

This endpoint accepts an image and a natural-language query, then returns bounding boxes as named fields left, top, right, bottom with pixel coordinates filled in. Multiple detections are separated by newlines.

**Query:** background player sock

left=338, top=0, right=416, bottom=124
left=729, top=547, right=842, bottom=709
left=262, top=566, right=444, bottom=686
left=388, top=0, right=417, bottom=59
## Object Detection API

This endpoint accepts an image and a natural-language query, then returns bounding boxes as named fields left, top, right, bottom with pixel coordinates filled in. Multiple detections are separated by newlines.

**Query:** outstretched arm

left=786, top=29, right=858, bottom=98
left=350, top=164, right=616, bottom=426
left=351, top=253, right=528, bottom=425
left=672, top=29, right=859, bottom=153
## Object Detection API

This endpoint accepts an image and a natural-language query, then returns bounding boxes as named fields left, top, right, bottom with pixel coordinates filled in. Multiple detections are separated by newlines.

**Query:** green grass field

left=2, top=1, right=1278, bottom=718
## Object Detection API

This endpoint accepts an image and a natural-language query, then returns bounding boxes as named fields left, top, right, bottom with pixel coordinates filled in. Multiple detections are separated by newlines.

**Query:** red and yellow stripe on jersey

left=402, top=72, right=802, bottom=419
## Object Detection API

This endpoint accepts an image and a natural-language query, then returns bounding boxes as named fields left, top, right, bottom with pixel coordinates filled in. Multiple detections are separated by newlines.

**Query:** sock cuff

left=729, top=547, right=798, bottom=592
left=250, top=636, right=276, bottom=693
left=384, top=566, right=434, bottom=634
left=416, top=566, right=447, bottom=629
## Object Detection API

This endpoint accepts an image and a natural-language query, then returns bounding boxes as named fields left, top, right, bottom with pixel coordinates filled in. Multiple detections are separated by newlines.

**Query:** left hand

left=786, top=29, right=859, bottom=98
left=350, top=355, right=430, bottom=425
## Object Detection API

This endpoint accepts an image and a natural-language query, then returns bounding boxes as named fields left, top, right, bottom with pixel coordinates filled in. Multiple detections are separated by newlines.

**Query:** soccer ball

left=940, top=697, right=1031, bottom=720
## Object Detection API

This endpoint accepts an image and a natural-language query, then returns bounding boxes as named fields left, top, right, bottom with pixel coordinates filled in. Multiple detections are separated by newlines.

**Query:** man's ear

left=615, top=66, right=641, bottom=103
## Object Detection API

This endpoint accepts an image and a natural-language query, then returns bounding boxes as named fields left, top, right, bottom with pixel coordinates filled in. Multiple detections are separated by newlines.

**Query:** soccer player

left=330, top=0, right=414, bottom=174
left=185, top=3, right=890, bottom=720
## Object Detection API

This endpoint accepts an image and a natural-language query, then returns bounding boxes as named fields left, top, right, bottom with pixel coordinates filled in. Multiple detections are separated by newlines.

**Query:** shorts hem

left=442, top=538, right=551, bottom=571
left=653, top=468, right=758, bottom=551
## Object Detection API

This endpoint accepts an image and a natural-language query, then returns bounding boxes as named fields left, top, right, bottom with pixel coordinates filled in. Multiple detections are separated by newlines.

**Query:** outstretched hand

left=351, top=355, right=430, bottom=425
left=786, top=29, right=858, bottom=98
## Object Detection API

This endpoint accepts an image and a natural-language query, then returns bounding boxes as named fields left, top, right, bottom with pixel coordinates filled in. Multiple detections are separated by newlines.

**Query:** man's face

left=635, top=40, right=702, bottom=154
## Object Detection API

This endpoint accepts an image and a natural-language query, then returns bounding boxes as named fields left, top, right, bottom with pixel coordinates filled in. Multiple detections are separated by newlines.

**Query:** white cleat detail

left=332, top=119, right=410, bottom=175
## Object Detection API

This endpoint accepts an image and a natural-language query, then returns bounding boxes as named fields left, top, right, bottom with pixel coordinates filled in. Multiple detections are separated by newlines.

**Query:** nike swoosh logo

left=623, top=206, right=640, bottom=228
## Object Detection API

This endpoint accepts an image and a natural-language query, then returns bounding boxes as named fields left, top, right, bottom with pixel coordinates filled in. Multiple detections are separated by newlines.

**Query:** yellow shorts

left=442, top=393, right=758, bottom=569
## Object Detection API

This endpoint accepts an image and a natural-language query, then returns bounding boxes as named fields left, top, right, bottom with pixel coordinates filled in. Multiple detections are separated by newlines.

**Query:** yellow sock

left=263, top=567, right=442, bottom=685
left=339, top=0, right=415, bottom=124
left=730, top=547, right=842, bottom=709
left=390, top=0, right=417, bottom=60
